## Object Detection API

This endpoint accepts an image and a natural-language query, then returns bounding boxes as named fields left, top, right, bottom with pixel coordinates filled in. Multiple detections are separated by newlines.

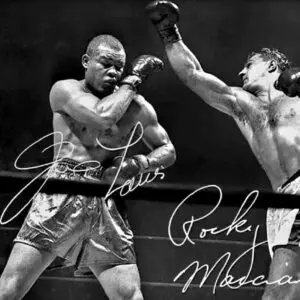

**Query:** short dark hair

left=248, top=47, right=291, bottom=72
left=86, top=34, right=125, bottom=57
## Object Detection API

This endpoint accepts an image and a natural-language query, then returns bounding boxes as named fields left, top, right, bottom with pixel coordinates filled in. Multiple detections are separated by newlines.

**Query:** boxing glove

left=145, top=1, right=182, bottom=45
left=102, top=165, right=119, bottom=182
left=274, top=68, right=300, bottom=97
left=118, top=157, right=142, bottom=179
left=103, top=155, right=150, bottom=181
left=121, top=55, right=164, bottom=89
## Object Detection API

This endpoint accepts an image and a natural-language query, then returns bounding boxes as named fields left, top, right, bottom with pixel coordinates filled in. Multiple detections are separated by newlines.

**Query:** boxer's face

left=239, top=54, right=270, bottom=92
left=83, top=44, right=125, bottom=93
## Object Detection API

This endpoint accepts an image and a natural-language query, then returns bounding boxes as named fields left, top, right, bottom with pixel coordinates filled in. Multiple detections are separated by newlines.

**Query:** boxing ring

left=0, top=170, right=299, bottom=300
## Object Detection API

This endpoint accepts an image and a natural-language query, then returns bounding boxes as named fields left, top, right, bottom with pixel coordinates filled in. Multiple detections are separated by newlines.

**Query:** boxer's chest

left=267, top=96, right=300, bottom=128
left=247, top=96, right=300, bottom=131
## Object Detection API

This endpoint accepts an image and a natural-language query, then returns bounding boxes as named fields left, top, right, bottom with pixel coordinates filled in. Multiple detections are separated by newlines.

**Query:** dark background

left=0, top=0, right=298, bottom=190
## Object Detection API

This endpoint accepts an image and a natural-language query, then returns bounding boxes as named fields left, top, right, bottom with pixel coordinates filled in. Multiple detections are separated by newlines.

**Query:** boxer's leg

left=0, top=243, right=56, bottom=300
left=262, top=246, right=300, bottom=300
left=89, top=263, right=143, bottom=300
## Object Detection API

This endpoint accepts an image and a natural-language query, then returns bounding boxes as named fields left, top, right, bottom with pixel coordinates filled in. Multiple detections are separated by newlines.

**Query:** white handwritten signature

left=1, top=126, right=296, bottom=295
left=0, top=122, right=165, bottom=225
left=168, top=185, right=300, bottom=293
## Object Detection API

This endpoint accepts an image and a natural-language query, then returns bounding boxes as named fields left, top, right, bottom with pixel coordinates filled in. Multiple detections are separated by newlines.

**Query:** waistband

left=281, top=169, right=300, bottom=189
left=52, top=158, right=105, bottom=181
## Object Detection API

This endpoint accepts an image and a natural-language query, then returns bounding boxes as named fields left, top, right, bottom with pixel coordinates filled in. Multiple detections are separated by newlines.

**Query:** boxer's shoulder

left=231, top=86, right=257, bottom=101
left=50, top=80, right=84, bottom=104
left=50, top=79, right=92, bottom=112
left=231, top=86, right=261, bottom=112
left=51, top=79, right=82, bottom=93
left=134, top=94, right=158, bottom=123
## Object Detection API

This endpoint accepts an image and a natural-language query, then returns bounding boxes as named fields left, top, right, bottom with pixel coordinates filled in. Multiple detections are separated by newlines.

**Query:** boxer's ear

left=268, top=60, right=277, bottom=73
left=82, top=54, right=90, bottom=69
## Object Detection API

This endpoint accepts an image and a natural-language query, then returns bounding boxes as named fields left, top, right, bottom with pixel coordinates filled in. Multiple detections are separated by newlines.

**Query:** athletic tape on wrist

left=120, top=75, right=142, bottom=90
left=158, top=25, right=182, bottom=45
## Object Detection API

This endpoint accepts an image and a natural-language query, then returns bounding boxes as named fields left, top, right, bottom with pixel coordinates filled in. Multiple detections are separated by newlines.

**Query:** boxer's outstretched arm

left=165, top=41, right=236, bottom=115
left=146, top=1, right=237, bottom=115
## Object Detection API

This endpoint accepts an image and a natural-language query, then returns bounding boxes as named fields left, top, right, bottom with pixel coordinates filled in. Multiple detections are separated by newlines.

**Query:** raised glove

left=121, top=55, right=164, bottom=89
left=145, top=1, right=182, bottom=45
left=274, top=68, right=300, bottom=97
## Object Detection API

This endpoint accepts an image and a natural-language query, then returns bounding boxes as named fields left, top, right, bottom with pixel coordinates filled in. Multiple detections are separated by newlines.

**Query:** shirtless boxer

left=0, top=34, right=176, bottom=300
left=146, top=1, right=300, bottom=299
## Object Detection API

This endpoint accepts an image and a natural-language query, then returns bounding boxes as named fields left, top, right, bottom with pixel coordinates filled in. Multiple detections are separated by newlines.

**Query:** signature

left=97, top=122, right=165, bottom=199
left=0, top=122, right=165, bottom=225
left=168, top=185, right=256, bottom=246
left=168, top=185, right=300, bottom=293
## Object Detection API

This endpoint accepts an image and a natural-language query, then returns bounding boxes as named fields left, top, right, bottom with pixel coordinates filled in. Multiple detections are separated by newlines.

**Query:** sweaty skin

left=50, top=45, right=175, bottom=179
left=230, top=87, right=300, bottom=190
left=166, top=42, right=300, bottom=190
left=0, top=39, right=175, bottom=300
left=146, top=3, right=300, bottom=298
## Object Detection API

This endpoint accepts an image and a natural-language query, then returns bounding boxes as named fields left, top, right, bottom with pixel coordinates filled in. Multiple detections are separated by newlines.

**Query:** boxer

left=146, top=1, right=300, bottom=299
left=0, top=34, right=176, bottom=300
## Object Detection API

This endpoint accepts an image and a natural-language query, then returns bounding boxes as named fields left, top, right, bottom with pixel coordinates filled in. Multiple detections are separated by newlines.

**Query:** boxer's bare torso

left=51, top=79, right=151, bottom=166
left=232, top=87, right=300, bottom=190
left=164, top=41, right=299, bottom=190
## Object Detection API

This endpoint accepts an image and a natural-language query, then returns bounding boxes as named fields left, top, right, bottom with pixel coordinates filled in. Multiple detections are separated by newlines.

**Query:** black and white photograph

left=0, top=0, right=300, bottom=299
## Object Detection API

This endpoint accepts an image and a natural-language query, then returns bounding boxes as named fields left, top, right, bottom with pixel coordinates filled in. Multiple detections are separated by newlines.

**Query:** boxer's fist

left=121, top=55, right=163, bottom=88
left=103, top=157, right=143, bottom=182
left=275, top=68, right=300, bottom=97
left=132, top=55, right=164, bottom=80
left=145, top=1, right=182, bottom=44
left=118, top=158, right=142, bottom=179
left=102, top=165, right=118, bottom=181
left=146, top=1, right=179, bottom=29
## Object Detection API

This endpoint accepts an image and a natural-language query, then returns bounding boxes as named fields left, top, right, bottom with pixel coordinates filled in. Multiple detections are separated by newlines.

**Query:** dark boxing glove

left=274, top=68, right=300, bottom=97
left=145, top=1, right=181, bottom=45
left=119, top=154, right=150, bottom=179
left=118, top=158, right=141, bottom=179
left=102, top=165, right=119, bottom=182
left=121, top=55, right=164, bottom=89
left=104, top=155, right=150, bottom=181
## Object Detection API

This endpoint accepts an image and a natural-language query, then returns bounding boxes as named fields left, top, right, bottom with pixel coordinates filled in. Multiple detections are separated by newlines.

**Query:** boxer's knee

left=0, top=273, right=24, bottom=300
left=261, top=293, right=272, bottom=300
left=114, top=284, right=143, bottom=300
left=262, top=288, right=276, bottom=300
left=262, top=281, right=300, bottom=300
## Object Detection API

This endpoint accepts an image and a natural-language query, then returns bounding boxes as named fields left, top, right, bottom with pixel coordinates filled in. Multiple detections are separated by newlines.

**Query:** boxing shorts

left=267, top=170, right=300, bottom=257
left=14, top=158, right=136, bottom=272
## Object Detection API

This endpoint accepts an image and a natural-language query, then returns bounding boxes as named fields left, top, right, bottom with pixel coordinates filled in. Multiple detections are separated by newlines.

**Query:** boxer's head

left=239, top=48, right=290, bottom=93
left=82, top=34, right=126, bottom=94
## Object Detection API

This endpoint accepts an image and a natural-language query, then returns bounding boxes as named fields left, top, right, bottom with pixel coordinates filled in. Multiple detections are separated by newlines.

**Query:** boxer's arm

left=93, top=83, right=137, bottom=125
left=95, top=55, right=164, bottom=124
left=165, top=41, right=236, bottom=115
left=104, top=119, right=175, bottom=181
left=140, top=101, right=176, bottom=172
left=101, top=98, right=175, bottom=182
left=51, top=55, right=164, bottom=128
left=50, top=80, right=136, bottom=129
left=146, top=1, right=237, bottom=115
